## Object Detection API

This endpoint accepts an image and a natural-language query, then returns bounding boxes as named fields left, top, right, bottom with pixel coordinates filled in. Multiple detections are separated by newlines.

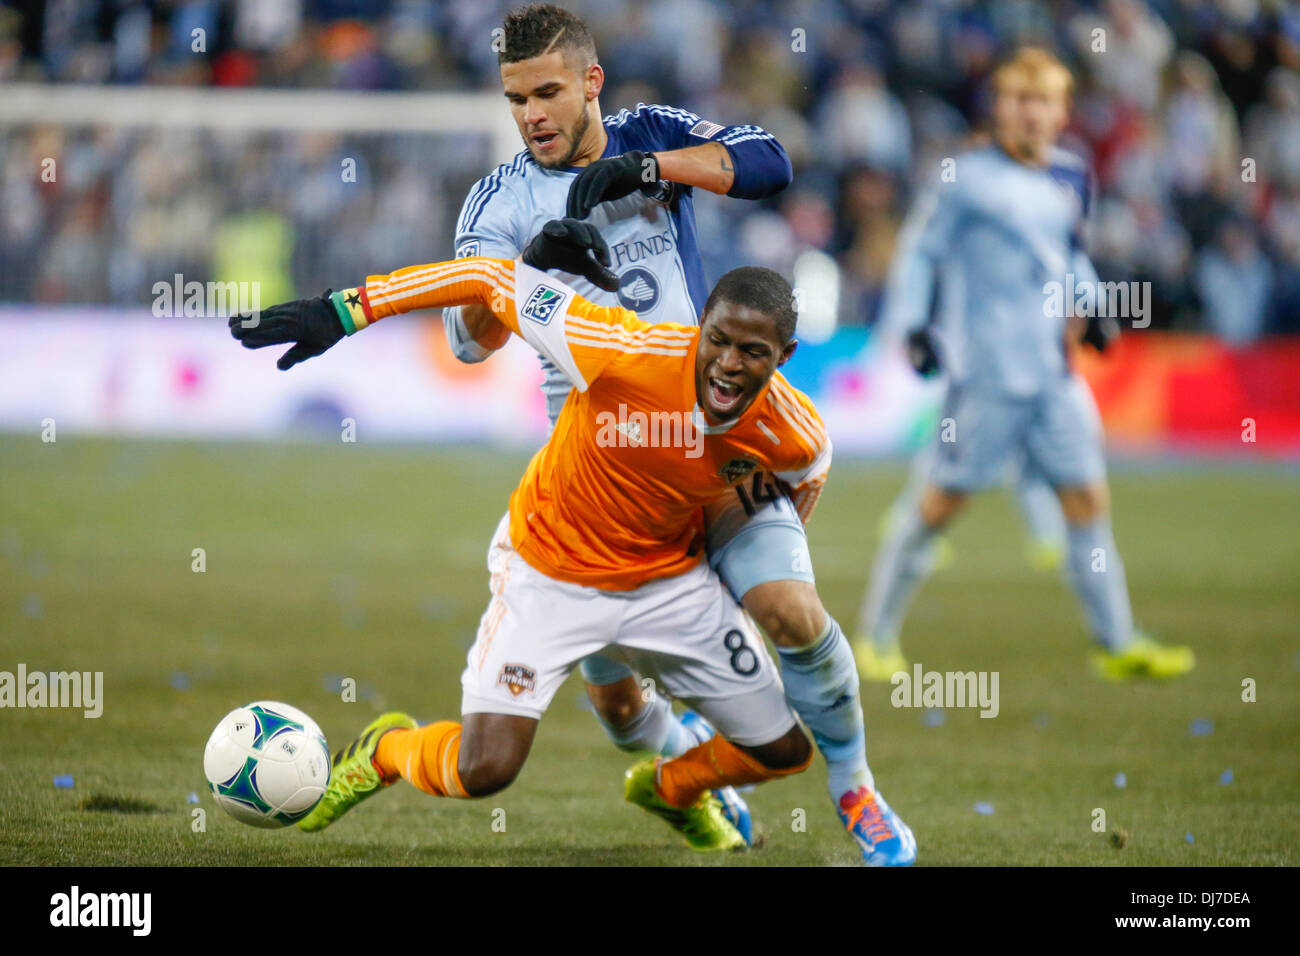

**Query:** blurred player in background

left=853, top=47, right=1195, bottom=682
left=436, top=4, right=907, bottom=861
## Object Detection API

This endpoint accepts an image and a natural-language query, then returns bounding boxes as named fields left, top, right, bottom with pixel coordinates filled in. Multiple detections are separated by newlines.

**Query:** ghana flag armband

left=329, top=287, right=375, bottom=335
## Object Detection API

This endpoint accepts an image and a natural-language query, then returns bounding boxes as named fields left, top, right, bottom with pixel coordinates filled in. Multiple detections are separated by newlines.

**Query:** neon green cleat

left=853, top=637, right=909, bottom=683
left=1091, top=635, right=1196, bottom=682
left=1025, top=537, right=1065, bottom=573
left=297, top=711, right=418, bottom=832
left=624, top=758, right=746, bottom=852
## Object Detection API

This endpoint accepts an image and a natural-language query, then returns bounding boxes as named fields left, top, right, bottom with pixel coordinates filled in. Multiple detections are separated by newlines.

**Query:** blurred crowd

left=3, top=0, right=1300, bottom=343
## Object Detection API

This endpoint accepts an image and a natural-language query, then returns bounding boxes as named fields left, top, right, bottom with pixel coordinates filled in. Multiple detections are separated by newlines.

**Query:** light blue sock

left=1014, top=469, right=1066, bottom=548
left=778, top=617, right=874, bottom=800
left=590, top=691, right=693, bottom=755
left=657, top=701, right=697, bottom=758
left=1065, top=517, right=1135, bottom=651
left=861, top=503, right=939, bottom=646
left=581, top=654, right=694, bottom=755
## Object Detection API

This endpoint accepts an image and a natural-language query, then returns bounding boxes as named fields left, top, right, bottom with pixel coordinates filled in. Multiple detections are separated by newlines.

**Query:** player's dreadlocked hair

left=704, top=267, right=799, bottom=345
left=498, top=4, right=598, bottom=68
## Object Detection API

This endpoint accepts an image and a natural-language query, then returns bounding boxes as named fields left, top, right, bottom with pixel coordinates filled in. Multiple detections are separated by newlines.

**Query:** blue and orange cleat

left=679, top=710, right=755, bottom=846
left=837, top=786, right=916, bottom=866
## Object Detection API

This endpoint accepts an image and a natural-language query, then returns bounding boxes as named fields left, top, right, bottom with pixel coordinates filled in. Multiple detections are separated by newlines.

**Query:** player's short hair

left=993, top=46, right=1074, bottom=102
left=498, top=4, right=598, bottom=70
left=704, top=267, right=798, bottom=346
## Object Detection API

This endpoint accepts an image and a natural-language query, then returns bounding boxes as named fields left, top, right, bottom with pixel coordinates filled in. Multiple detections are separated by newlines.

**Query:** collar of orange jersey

left=684, top=332, right=774, bottom=437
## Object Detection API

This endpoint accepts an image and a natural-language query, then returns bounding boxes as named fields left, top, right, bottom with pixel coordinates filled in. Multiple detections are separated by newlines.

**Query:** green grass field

left=1, top=435, right=1297, bottom=866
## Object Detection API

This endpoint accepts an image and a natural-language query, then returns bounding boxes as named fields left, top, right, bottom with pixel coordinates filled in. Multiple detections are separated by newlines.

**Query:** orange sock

left=656, top=735, right=812, bottom=808
left=374, top=721, right=468, bottom=798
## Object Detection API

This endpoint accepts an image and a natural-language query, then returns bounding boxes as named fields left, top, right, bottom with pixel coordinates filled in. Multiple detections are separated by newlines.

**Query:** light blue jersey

left=442, top=101, right=807, bottom=601
left=883, top=145, right=1099, bottom=397
left=444, top=103, right=786, bottom=421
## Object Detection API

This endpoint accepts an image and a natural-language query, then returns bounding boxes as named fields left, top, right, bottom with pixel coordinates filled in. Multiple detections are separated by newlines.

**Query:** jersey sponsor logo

left=521, top=284, right=566, bottom=325
left=617, top=267, right=660, bottom=312
left=456, top=240, right=480, bottom=258
left=497, top=663, right=537, bottom=697
left=719, top=457, right=759, bottom=484
left=611, top=230, right=675, bottom=269
left=689, top=119, right=726, bottom=139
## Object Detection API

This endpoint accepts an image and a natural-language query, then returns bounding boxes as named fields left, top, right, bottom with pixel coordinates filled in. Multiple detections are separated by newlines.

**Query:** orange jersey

left=355, top=256, right=831, bottom=590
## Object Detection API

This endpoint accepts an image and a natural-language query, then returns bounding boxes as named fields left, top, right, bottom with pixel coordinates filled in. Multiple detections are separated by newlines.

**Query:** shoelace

left=842, top=790, right=895, bottom=845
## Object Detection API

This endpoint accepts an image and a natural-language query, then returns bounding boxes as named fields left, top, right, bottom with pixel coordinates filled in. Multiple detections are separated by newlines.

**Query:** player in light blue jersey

left=855, top=47, right=1194, bottom=682
left=865, top=174, right=1072, bottom=617
left=441, top=4, right=913, bottom=864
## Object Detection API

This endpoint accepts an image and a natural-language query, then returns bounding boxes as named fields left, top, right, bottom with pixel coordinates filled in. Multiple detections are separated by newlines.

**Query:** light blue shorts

left=704, top=482, right=815, bottom=603
left=931, top=375, right=1107, bottom=493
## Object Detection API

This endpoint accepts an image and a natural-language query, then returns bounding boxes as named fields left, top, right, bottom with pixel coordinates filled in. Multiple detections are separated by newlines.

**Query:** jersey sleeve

left=879, top=182, right=963, bottom=338
left=357, top=257, right=690, bottom=392
left=442, top=164, right=529, bottom=363
left=764, top=375, right=833, bottom=523
left=613, top=102, right=792, bottom=200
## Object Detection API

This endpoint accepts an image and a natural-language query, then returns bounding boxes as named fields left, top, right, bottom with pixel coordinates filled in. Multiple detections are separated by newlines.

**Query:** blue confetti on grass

left=170, top=671, right=190, bottom=691
left=1114, top=772, right=1127, bottom=788
left=974, top=801, right=995, bottom=815
left=1218, top=769, right=1233, bottom=785
left=922, top=708, right=946, bottom=727
left=53, top=775, right=74, bottom=789
left=1190, top=718, right=1214, bottom=737
left=1186, top=832, right=1195, bottom=843
left=186, top=792, right=200, bottom=804
left=322, top=673, right=346, bottom=694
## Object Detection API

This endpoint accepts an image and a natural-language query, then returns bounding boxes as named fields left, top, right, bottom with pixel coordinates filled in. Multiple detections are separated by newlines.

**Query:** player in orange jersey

left=230, top=220, right=915, bottom=862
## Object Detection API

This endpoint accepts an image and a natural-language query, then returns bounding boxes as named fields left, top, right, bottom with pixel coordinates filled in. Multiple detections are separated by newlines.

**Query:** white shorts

left=461, top=514, right=797, bottom=747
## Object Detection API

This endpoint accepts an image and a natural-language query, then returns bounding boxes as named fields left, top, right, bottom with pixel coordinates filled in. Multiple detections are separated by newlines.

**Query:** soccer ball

left=203, top=700, right=331, bottom=828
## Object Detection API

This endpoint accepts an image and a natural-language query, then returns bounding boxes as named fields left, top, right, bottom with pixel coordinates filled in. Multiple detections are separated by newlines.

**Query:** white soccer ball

left=203, top=700, right=330, bottom=828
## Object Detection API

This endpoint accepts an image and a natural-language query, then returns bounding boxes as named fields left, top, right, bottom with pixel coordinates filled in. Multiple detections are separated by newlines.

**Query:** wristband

left=330, top=287, right=373, bottom=335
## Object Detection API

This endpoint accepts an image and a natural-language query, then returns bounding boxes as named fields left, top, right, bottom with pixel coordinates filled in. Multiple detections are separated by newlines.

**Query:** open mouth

left=708, top=377, right=744, bottom=414
left=530, top=130, right=560, bottom=151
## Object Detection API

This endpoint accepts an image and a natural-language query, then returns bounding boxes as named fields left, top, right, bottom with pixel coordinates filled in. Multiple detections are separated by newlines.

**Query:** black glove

left=522, top=218, right=621, bottom=292
left=906, top=328, right=941, bottom=377
left=1081, top=313, right=1119, bottom=353
left=566, top=150, right=660, bottom=220
left=228, top=289, right=347, bottom=370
